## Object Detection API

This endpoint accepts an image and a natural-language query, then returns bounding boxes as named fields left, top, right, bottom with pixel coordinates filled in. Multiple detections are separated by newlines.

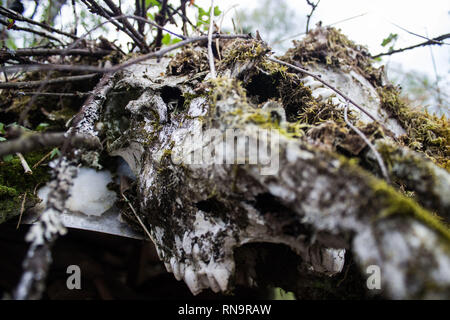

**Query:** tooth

left=179, top=262, right=186, bottom=278
left=192, top=243, right=200, bottom=260
left=164, top=261, right=172, bottom=273
left=213, top=267, right=230, bottom=292
left=170, top=257, right=182, bottom=280
left=184, top=265, right=200, bottom=295
left=207, top=273, right=221, bottom=293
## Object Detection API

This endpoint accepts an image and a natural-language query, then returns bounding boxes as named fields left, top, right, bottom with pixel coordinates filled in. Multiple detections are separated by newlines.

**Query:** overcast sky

left=196, top=0, right=449, bottom=91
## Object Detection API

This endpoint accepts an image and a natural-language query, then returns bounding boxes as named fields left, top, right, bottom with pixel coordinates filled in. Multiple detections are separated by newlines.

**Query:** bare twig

left=0, top=48, right=112, bottom=61
left=81, top=0, right=147, bottom=52
left=1, top=34, right=251, bottom=75
left=344, top=103, right=390, bottom=184
left=0, top=73, right=98, bottom=89
left=16, top=152, right=32, bottom=174
left=0, top=132, right=101, bottom=157
left=273, top=12, right=367, bottom=45
left=18, top=91, right=92, bottom=98
left=32, top=150, right=54, bottom=169
left=16, top=192, right=27, bottom=229
left=0, top=19, right=64, bottom=44
left=372, top=33, right=450, bottom=59
left=102, top=0, right=149, bottom=52
left=153, top=0, right=168, bottom=49
left=388, top=21, right=449, bottom=45
left=305, top=0, right=320, bottom=34
left=207, top=0, right=217, bottom=78
left=122, top=193, right=153, bottom=241
left=0, top=6, right=78, bottom=40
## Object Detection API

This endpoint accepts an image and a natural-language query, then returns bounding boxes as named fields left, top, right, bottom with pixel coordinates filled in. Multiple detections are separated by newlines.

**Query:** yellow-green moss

left=0, top=151, right=51, bottom=224
left=378, top=85, right=450, bottom=169
left=281, top=26, right=384, bottom=87
left=220, top=39, right=270, bottom=67
left=370, top=179, right=450, bottom=242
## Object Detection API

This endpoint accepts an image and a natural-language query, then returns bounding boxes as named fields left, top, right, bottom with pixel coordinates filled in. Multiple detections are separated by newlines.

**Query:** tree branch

left=0, top=73, right=98, bottom=89
left=0, top=132, right=101, bottom=157
left=372, top=33, right=450, bottom=59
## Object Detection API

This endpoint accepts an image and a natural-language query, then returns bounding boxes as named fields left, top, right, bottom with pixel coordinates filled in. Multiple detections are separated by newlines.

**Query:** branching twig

left=305, top=0, right=320, bottom=34
left=0, top=6, right=78, bottom=40
left=102, top=0, right=149, bottom=52
left=0, top=19, right=64, bottom=44
left=343, top=103, right=390, bottom=184
left=1, top=34, right=251, bottom=75
left=372, top=33, right=450, bottom=59
left=207, top=0, right=217, bottom=78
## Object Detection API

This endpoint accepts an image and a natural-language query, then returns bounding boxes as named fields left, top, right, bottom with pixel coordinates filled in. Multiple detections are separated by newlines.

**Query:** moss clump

left=0, top=151, right=52, bottom=224
left=167, top=47, right=209, bottom=76
left=281, top=26, right=384, bottom=87
left=378, top=85, right=450, bottom=169
left=370, top=179, right=450, bottom=242
left=220, top=38, right=270, bottom=68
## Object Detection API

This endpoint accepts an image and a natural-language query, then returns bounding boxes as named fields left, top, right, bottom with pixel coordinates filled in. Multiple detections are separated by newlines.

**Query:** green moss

left=281, top=26, right=384, bottom=87
left=370, top=179, right=450, bottom=242
left=0, top=151, right=51, bottom=224
left=220, top=39, right=270, bottom=68
left=378, top=85, right=450, bottom=170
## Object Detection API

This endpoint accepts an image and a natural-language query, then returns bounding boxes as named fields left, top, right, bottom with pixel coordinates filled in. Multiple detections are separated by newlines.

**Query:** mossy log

left=21, top=27, right=449, bottom=299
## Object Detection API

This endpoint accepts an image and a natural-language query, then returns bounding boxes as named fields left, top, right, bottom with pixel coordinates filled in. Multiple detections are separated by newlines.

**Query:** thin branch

left=153, top=0, right=168, bottom=49
left=0, top=132, right=101, bottom=157
left=17, top=91, right=92, bottom=97
left=273, top=12, right=367, bottom=45
left=388, top=21, right=449, bottom=45
left=0, top=6, right=78, bottom=40
left=305, top=0, right=320, bottom=34
left=16, top=192, right=27, bottom=229
left=0, top=19, right=64, bottom=44
left=0, top=48, right=112, bottom=60
left=122, top=193, right=153, bottom=241
left=81, top=0, right=147, bottom=52
left=0, top=73, right=98, bottom=89
left=102, top=0, right=149, bottom=52
left=1, top=34, right=251, bottom=75
left=207, top=0, right=216, bottom=78
left=16, top=152, right=32, bottom=174
left=372, top=33, right=450, bottom=59
left=344, top=103, right=390, bottom=184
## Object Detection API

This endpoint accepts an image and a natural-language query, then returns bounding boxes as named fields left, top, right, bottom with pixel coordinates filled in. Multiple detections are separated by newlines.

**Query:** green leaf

left=36, top=123, right=49, bottom=132
left=2, top=154, right=13, bottom=162
left=0, top=122, right=5, bottom=135
left=214, top=6, right=222, bottom=16
left=161, top=33, right=171, bottom=45
left=50, top=148, right=61, bottom=159
left=0, top=137, right=6, bottom=142
left=381, top=33, right=398, bottom=47
left=146, top=0, right=161, bottom=9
